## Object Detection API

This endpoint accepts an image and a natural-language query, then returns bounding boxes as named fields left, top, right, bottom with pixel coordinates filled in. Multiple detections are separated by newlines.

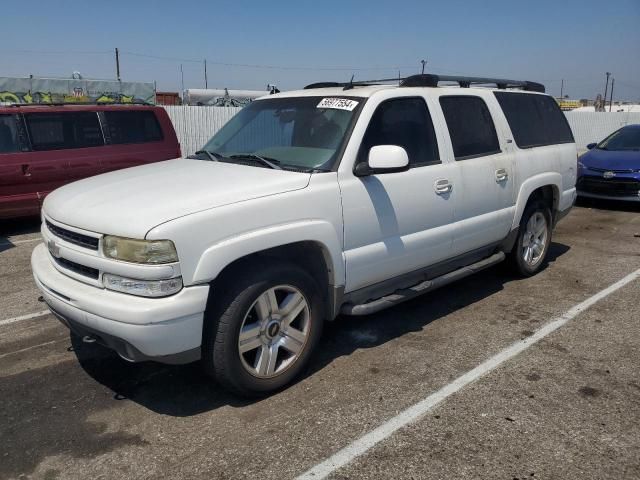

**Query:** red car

left=0, top=104, right=180, bottom=219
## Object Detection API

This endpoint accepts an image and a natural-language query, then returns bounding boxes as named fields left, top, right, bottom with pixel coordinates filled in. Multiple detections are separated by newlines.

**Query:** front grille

left=588, top=167, right=640, bottom=174
left=46, top=220, right=99, bottom=250
left=54, top=257, right=100, bottom=280
left=578, top=176, right=640, bottom=197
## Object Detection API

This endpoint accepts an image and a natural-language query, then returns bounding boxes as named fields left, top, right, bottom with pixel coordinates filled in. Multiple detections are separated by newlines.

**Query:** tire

left=508, top=200, right=552, bottom=277
left=202, top=261, right=324, bottom=397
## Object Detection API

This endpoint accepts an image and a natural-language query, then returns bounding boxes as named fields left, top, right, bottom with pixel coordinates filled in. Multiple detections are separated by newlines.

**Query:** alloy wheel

left=522, top=211, right=548, bottom=267
left=237, top=285, right=311, bottom=378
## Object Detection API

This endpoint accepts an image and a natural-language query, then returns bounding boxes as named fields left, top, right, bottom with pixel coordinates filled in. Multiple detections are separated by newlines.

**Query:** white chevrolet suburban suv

left=32, top=74, right=577, bottom=396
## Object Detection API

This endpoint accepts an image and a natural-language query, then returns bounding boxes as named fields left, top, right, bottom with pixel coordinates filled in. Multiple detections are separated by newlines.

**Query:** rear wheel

left=202, top=262, right=324, bottom=396
left=508, top=200, right=552, bottom=277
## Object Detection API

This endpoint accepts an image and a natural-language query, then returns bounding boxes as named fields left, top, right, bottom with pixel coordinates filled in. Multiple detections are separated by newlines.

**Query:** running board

left=340, top=252, right=506, bottom=316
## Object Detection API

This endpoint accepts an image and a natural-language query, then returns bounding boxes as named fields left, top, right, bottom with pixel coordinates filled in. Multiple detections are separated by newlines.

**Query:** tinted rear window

left=494, top=92, right=574, bottom=148
left=103, top=110, right=163, bottom=144
left=0, top=114, right=19, bottom=154
left=25, top=112, right=104, bottom=151
left=439, top=96, right=500, bottom=160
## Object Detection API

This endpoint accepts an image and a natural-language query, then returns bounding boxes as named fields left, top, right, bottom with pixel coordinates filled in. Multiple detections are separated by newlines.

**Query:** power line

left=120, top=50, right=417, bottom=72
left=614, top=80, right=640, bottom=91
left=3, top=48, right=638, bottom=94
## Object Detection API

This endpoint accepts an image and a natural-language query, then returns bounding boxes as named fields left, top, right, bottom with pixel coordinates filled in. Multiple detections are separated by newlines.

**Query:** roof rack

left=304, top=74, right=545, bottom=93
left=400, top=74, right=545, bottom=92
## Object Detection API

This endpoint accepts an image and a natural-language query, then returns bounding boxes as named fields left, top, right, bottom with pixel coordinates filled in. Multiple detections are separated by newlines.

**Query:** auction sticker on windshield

left=317, top=98, right=359, bottom=111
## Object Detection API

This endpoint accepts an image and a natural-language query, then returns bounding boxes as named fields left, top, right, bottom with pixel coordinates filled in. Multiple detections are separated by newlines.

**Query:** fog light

left=103, top=274, right=183, bottom=297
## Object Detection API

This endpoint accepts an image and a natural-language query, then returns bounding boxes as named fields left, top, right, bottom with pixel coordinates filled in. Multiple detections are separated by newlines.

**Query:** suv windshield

left=597, top=127, right=640, bottom=151
left=199, top=96, right=364, bottom=171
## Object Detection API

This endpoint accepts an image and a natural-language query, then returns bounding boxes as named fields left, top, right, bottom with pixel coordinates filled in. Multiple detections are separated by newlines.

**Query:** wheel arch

left=193, top=221, right=343, bottom=285
left=512, top=174, right=561, bottom=230
left=193, top=221, right=344, bottom=318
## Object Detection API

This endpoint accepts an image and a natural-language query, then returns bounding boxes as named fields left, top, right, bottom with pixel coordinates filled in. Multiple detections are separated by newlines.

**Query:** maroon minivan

left=0, top=104, right=181, bottom=219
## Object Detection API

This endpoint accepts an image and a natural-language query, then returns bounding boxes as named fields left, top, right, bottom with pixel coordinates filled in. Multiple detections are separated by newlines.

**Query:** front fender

left=512, top=173, right=561, bottom=229
left=192, top=220, right=345, bottom=286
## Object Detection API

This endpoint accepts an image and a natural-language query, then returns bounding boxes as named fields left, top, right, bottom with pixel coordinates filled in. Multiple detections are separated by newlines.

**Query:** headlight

left=103, top=274, right=183, bottom=297
left=103, top=236, right=178, bottom=264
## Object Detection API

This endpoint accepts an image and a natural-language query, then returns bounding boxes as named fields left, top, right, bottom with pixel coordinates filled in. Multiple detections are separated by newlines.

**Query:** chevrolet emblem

left=603, top=171, right=616, bottom=179
left=47, top=239, right=61, bottom=258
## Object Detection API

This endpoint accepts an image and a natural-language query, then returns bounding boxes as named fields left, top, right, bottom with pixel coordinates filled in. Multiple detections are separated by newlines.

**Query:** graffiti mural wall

left=0, top=77, right=155, bottom=104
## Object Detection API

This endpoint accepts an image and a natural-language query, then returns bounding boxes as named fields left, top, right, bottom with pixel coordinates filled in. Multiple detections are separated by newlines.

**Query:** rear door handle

left=21, top=164, right=32, bottom=177
left=495, top=168, right=508, bottom=182
left=434, top=178, right=453, bottom=195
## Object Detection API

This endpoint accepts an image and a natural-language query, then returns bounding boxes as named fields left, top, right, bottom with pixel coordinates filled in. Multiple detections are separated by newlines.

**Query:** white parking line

left=0, top=310, right=51, bottom=327
left=296, top=266, right=640, bottom=480
left=0, top=340, right=58, bottom=359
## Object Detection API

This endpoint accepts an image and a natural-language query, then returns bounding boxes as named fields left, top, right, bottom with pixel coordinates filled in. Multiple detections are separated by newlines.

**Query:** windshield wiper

left=189, top=150, right=225, bottom=162
left=230, top=154, right=282, bottom=170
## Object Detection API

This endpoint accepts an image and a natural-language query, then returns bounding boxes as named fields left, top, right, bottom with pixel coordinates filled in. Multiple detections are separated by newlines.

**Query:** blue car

left=577, top=124, right=640, bottom=202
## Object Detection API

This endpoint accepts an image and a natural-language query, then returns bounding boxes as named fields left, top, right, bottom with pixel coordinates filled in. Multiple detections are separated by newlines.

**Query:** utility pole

left=603, top=72, right=611, bottom=111
left=560, top=79, right=564, bottom=99
left=180, top=64, right=185, bottom=93
left=204, top=59, right=208, bottom=89
left=115, top=47, right=121, bottom=81
left=609, top=78, right=615, bottom=112
left=421, top=59, right=427, bottom=74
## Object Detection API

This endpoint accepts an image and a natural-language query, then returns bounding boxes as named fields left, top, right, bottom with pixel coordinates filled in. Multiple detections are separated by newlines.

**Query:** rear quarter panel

left=510, top=143, right=577, bottom=229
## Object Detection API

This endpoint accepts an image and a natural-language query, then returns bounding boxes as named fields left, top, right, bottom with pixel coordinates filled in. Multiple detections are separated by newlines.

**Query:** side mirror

left=354, top=145, right=409, bottom=176
left=586, top=143, right=597, bottom=150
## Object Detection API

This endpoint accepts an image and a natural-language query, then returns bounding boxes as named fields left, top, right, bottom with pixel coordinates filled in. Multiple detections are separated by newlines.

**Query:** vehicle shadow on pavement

left=0, top=216, right=41, bottom=253
left=70, top=337, right=253, bottom=414
left=0, top=215, right=41, bottom=237
left=70, top=242, right=570, bottom=417
left=576, top=197, right=640, bottom=213
left=0, top=242, right=13, bottom=254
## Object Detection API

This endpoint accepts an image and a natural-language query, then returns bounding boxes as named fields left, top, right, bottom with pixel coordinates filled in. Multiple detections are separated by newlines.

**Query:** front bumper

left=577, top=190, right=640, bottom=202
left=31, top=243, right=209, bottom=363
left=577, top=175, right=640, bottom=202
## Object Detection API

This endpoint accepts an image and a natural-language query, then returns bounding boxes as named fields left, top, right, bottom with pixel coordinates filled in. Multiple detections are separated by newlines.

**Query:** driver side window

left=0, top=115, right=19, bottom=154
left=359, top=97, right=440, bottom=167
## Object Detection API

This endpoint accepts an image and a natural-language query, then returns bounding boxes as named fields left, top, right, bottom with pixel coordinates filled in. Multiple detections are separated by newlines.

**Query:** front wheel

left=202, top=262, right=324, bottom=397
left=508, top=200, right=552, bottom=277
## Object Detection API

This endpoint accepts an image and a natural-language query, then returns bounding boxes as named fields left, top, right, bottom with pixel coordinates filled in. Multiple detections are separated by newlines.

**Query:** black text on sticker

left=317, top=98, right=359, bottom=111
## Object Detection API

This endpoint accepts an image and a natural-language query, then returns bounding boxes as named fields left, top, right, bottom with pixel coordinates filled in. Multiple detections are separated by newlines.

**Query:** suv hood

left=44, top=158, right=311, bottom=238
left=581, top=148, right=640, bottom=172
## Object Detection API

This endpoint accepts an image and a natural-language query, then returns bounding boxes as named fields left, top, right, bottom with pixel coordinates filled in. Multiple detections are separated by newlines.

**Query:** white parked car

left=32, top=74, right=577, bottom=396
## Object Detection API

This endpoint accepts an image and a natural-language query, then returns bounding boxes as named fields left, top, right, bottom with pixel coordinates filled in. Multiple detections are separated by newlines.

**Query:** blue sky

left=2, top=0, right=639, bottom=100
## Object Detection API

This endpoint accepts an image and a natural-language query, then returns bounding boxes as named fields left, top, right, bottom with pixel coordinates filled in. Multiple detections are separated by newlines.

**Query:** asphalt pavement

left=1, top=201, right=639, bottom=480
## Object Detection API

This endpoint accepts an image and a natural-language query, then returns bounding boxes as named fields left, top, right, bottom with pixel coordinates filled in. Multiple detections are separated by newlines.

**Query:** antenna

left=343, top=74, right=356, bottom=91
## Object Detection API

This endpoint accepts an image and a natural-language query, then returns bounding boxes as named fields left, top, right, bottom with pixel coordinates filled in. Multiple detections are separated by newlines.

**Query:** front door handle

left=21, top=164, right=32, bottom=177
left=434, top=178, right=453, bottom=195
left=495, top=168, right=509, bottom=182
